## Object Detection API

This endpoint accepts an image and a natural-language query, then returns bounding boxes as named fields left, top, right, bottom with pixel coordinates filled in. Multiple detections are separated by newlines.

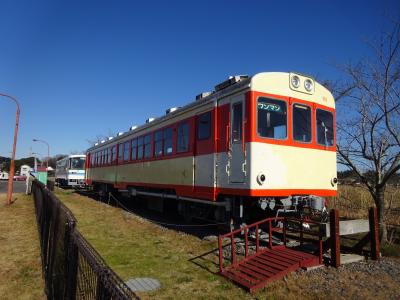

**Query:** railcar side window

left=257, top=97, right=287, bottom=139
left=137, top=137, right=144, bottom=159
left=164, top=128, right=173, bottom=155
left=118, top=144, right=123, bottom=163
left=131, top=139, right=137, bottom=160
left=232, top=102, right=243, bottom=142
left=316, top=109, right=334, bottom=146
left=154, top=131, right=163, bottom=157
left=123, top=141, right=130, bottom=161
left=293, top=104, right=312, bottom=142
left=102, top=150, right=106, bottom=165
left=177, top=122, right=189, bottom=153
left=107, top=148, right=112, bottom=164
left=144, top=134, right=152, bottom=158
left=197, top=111, right=211, bottom=140
left=111, top=146, right=117, bottom=163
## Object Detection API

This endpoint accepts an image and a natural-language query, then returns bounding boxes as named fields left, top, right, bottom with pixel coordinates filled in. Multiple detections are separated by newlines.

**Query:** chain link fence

left=31, top=179, right=139, bottom=300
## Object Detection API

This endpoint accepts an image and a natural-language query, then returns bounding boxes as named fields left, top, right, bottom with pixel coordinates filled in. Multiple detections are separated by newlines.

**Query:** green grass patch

left=381, top=243, right=400, bottom=257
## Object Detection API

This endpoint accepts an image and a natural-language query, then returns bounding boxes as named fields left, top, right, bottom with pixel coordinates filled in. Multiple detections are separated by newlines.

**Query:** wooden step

left=221, top=247, right=321, bottom=293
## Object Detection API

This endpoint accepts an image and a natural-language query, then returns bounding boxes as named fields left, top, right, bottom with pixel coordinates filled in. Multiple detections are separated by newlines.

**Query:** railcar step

left=220, top=247, right=320, bottom=293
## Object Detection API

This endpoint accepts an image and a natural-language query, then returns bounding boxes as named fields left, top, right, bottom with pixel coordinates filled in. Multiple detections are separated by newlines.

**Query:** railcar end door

left=229, top=95, right=246, bottom=183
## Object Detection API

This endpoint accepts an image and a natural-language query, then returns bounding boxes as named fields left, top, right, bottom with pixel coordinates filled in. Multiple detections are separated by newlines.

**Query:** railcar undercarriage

left=91, top=182, right=328, bottom=229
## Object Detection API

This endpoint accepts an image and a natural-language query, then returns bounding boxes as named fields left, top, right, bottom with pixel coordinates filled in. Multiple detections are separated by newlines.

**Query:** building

left=20, top=165, right=32, bottom=177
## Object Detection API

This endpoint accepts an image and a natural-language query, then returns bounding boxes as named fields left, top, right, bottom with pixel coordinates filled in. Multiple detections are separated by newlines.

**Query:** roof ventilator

left=130, top=125, right=138, bottom=131
left=166, top=107, right=180, bottom=114
left=146, top=117, right=155, bottom=123
left=196, top=91, right=212, bottom=101
left=214, top=75, right=249, bottom=92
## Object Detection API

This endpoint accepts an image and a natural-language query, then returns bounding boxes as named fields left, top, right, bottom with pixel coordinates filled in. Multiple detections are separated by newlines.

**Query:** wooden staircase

left=218, top=217, right=323, bottom=293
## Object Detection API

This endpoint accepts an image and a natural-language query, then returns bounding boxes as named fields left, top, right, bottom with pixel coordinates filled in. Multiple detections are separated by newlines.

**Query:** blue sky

left=0, top=0, right=398, bottom=159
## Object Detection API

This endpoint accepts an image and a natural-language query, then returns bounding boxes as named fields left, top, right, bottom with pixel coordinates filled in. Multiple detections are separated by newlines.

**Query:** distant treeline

left=0, top=154, right=69, bottom=172
left=0, top=156, right=40, bottom=172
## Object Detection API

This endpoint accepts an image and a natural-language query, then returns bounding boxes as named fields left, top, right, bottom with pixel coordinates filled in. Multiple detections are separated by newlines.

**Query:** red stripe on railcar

left=92, top=179, right=337, bottom=200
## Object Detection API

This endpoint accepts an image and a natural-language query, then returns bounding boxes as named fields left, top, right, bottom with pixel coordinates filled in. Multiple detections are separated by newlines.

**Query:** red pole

left=330, top=209, right=340, bottom=267
left=1, top=93, right=20, bottom=206
left=369, top=207, right=380, bottom=260
left=231, top=234, right=236, bottom=265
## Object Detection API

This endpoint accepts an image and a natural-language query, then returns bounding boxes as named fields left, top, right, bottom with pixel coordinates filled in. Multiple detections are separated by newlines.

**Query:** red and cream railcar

left=86, top=72, right=337, bottom=224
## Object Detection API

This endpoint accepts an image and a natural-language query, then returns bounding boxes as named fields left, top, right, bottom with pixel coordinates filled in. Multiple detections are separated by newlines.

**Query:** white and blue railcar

left=55, top=155, right=86, bottom=187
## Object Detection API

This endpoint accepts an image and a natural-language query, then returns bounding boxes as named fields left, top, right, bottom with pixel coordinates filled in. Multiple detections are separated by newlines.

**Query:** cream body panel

left=249, top=142, right=337, bottom=191
left=250, top=72, right=335, bottom=109
left=89, top=156, right=194, bottom=186
left=194, top=154, right=215, bottom=187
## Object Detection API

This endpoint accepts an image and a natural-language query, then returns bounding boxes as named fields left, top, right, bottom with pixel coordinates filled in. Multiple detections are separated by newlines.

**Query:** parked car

left=13, top=175, right=27, bottom=181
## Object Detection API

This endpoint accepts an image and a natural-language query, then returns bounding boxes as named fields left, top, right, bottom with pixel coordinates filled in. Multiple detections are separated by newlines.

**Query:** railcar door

left=194, top=108, right=216, bottom=200
left=229, top=95, right=246, bottom=183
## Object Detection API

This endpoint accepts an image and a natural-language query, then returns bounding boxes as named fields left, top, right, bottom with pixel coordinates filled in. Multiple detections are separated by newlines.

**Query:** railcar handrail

left=218, top=217, right=285, bottom=272
left=218, top=216, right=324, bottom=273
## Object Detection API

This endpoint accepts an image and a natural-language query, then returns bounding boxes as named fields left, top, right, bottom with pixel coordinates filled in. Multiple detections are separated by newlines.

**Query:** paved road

left=0, top=180, right=27, bottom=194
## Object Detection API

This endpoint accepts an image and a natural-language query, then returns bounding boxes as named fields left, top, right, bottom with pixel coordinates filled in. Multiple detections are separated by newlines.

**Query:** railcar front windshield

left=70, top=157, right=85, bottom=170
left=316, top=109, right=334, bottom=146
left=257, top=97, right=287, bottom=139
left=293, top=103, right=312, bottom=142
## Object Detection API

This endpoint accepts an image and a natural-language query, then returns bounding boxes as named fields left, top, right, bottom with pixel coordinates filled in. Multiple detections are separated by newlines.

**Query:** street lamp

left=32, top=139, right=50, bottom=169
left=31, top=152, right=43, bottom=172
left=0, top=93, right=20, bottom=206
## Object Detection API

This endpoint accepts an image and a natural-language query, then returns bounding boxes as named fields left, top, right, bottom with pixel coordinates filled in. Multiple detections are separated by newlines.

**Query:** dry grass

left=330, top=185, right=400, bottom=225
left=0, top=194, right=45, bottom=300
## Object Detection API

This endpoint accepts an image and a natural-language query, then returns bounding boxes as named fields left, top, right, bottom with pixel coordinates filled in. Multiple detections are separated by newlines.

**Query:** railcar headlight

left=257, top=173, right=266, bottom=185
left=304, top=79, right=313, bottom=92
left=291, top=75, right=300, bottom=88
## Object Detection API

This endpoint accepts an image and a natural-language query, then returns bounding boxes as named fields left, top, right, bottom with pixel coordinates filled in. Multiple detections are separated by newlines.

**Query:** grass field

left=54, top=187, right=400, bottom=299
left=0, top=194, right=44, bottom=300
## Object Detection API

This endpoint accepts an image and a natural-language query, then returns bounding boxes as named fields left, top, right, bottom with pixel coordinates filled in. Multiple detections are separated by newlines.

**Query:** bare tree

left=331, top=21, right=400, bottom=242
left=86, top=130, right=117, bottom=147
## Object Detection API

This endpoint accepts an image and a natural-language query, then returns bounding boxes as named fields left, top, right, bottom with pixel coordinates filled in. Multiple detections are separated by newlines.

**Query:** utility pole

left=0, top=93, right=20, bottom=206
